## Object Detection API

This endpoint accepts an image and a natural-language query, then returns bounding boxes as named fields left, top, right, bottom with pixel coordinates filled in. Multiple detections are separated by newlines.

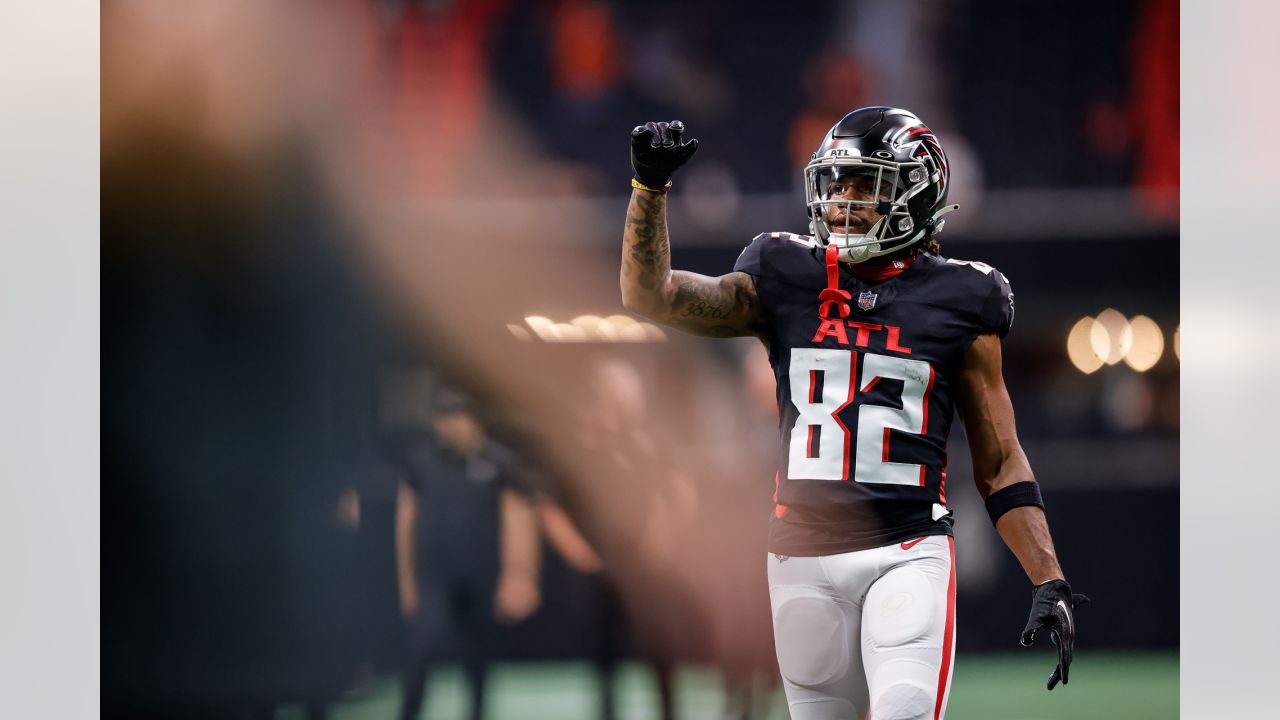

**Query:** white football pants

left=767, top=535, right=956, bottom=720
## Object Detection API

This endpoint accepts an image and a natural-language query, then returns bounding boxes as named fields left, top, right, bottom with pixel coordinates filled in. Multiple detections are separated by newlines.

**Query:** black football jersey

left=734, top=232, right=1015, bottom=556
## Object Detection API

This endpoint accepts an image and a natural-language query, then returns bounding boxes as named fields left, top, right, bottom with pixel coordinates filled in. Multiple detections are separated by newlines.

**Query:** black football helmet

left=804, top=106, right=959, bottom=263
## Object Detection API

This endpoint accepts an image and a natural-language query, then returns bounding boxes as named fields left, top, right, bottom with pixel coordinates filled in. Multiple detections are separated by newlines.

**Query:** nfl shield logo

left=857, top=290, right=877, bottom=310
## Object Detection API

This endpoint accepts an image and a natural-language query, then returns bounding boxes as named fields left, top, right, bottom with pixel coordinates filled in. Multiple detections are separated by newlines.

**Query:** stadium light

left=515, top=314, right=666, bottom=343
left=550, top=323, right=587, bottom=342
left=570, top=314, right=605, bottom=331
left=572, top=314, right=617, bottom=341
left=619, top=323, right=648, bottom=342
left=1092, top=308, right=1132, bottom=365
left=642, top=323, right=668, bottom=342
left=1067, top=316, right=1105, bottom=374
left=1123, top=315, right=1164, bottom=371
left=524, top=315, right=555, bottom=341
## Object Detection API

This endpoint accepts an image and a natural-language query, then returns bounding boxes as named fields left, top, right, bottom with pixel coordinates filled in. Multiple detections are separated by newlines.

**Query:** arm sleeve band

left=984, top=480, right=1045, bottom=525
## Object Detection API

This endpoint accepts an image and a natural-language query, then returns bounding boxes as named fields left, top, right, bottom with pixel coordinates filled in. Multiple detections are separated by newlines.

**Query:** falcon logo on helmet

left=804, top=106, right=960, bottom=264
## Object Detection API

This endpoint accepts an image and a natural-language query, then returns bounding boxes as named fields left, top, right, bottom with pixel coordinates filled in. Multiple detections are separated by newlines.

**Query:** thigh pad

left=865, top=567, right=937, bottom=649
left=773, top=592, right=850, bottom=687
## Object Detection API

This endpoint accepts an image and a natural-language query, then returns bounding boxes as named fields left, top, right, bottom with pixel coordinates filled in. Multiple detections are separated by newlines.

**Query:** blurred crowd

left=103, top=0, right=1177, bottom=717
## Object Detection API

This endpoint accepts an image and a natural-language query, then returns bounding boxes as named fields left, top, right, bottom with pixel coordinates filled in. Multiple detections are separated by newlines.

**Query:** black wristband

left=985, top=481, right=1044, bottom=525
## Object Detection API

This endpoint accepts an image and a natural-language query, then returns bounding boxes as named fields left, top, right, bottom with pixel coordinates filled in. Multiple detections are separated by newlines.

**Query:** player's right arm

left=620, top=120, right=764, bottom=338
left=621, top=187, right=763, bottom=337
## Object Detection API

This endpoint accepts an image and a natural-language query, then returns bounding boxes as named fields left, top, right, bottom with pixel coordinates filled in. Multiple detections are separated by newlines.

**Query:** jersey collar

left=846, top=254, right=916, bottom=283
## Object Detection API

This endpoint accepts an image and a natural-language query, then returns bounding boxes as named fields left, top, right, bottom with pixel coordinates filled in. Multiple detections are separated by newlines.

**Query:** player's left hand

left=1020, top=579, right=1090, bottom=690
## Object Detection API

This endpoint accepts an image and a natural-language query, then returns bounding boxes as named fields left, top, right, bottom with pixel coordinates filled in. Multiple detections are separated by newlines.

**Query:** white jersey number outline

left=787, top=348, right=934, bottom=485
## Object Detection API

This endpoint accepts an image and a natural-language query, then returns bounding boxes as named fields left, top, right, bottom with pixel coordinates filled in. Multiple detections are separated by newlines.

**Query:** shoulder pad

left=734, top=232, right=815, bottom=276
left=941, top=257, right=1014, bottom=337
left=771, top=231, right=817, bottom=247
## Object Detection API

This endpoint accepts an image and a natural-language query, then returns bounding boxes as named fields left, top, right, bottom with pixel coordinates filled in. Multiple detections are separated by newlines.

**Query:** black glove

left=630, top=120, right=699, bottom=189
left=1020, top=579, right=1090, bottom=690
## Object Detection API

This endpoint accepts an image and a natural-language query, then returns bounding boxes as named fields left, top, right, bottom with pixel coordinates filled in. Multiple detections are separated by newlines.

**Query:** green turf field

left=281, top=650, right=1177, bottom=720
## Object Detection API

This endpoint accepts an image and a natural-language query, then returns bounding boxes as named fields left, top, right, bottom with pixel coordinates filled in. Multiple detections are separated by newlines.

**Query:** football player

left=619, top=107, right=1087, bottom=720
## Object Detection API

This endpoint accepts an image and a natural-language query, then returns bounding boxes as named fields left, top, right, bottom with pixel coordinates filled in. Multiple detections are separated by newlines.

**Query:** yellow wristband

left=631, top=177, right=671, bottom=193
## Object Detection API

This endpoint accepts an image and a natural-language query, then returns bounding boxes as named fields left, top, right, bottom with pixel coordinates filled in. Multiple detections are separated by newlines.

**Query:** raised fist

left=630, top=120, right=699, bottom=189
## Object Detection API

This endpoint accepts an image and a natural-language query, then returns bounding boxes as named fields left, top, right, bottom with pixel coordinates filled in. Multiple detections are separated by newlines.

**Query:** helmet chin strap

left=928, top=204, right=960, bottom=234
left=831, top=216, right=889, bottom=263
left=839, top=243, right=878, bottom=264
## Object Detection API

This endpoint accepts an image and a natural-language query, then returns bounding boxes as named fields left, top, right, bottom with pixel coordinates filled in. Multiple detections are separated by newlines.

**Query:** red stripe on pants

left=934, top=537, right=956, bottom=719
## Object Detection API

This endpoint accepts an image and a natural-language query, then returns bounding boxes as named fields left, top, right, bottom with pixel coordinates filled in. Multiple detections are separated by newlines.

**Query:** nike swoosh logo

left=1057, top=599, right=1072, bottom=632
left=900, top=537, right=925, bottom=550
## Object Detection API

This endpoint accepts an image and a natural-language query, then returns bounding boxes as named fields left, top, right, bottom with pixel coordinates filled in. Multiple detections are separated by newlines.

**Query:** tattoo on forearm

left=623, top=191, right=670, bottom=287
left=621, top=190, right=763, bottom=337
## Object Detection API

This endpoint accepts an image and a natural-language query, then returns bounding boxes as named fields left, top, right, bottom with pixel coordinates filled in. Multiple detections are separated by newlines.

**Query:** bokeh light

left=1123, top=315, right=1165, bottom=371
left=1067, top=316, right=1105, bottom=374
left=1092, top=308, right=1132, bottom=365
left=549, top=323, right=586, bottom=342
left=524, top=315, right=554, bottom=338
left=516, top=314, right=665, bottom=343
left=641, top=323, right=668, bottom=342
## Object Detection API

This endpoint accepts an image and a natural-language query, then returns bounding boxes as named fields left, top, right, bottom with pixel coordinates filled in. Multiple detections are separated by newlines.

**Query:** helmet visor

left=814, top=165, right=903, bottom=206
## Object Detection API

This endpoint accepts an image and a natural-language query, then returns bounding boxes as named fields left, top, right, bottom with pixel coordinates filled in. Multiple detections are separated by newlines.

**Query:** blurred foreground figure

left=561, top=357, right=700, bottom=720
left=391, top=387, right=541, bottom=720
left=102, top=95, right=391, bottom=718
left=619, top=109, right=1088, bottom=719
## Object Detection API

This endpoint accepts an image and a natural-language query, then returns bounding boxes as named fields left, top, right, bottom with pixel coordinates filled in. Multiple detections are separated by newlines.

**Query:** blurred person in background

left=553, top=355, right=715, bottom=720
left=529, top=485, right=632, bottom=720
left=390, top=385, right=542, bottom=720
left=619, top=109, right=1088, bottom=719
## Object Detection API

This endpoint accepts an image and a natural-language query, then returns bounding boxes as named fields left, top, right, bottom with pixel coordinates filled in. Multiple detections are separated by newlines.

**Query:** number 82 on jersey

left=788, top=348, right=935, bottom=486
